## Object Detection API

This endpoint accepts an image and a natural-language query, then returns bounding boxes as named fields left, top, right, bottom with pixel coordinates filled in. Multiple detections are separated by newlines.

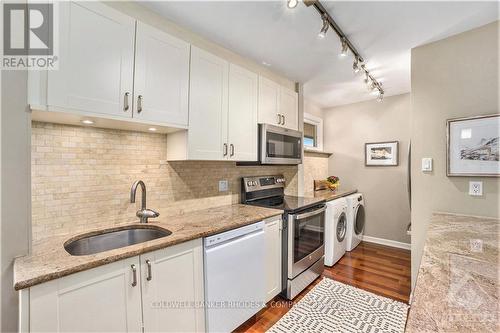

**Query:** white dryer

left=345, top=193, right=365, bottom=251
left=324, top=198, right=348, bottom=266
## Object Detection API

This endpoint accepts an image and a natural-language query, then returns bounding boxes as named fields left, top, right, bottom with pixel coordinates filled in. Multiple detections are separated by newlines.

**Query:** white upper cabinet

left=141, top=239, right=205, bottom=333
left=171, top=52, right=259, bottom=162
left=258, top=76, right=281, bottom=126
left=29, top=256, right=143, bottom=332
left=279, top=86, right=299, bottom=131
left=47, top=2, right=135, bottom=118
left=227, top=64, right=258, bottom=161
left=258, top=76, right=299, bottom=130
left=133, top=22, right=190, bottom=126
left=188, top=46, right=229, bottom=160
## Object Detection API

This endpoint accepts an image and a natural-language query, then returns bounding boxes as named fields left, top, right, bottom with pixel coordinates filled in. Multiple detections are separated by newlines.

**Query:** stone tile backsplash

left=31, top=122, right=298, bottom=241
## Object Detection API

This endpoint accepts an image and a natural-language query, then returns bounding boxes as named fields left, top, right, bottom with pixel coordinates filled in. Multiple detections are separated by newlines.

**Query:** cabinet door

left=30, top=256, right=142, bottom=332
left=279, top=87, right=299, bottom=130
left=258, top=76, right=281, bottom=126
left=141, top=239, right=205, bottom=333
left=227, top=64, right=258, bottom=161
left=47, top=2, right=135, bottom=118
left=188, top=47, right=229, bottom=160
left=134, top=22, right=190, bottom=126
left=265, top=216, right=282, bottom=302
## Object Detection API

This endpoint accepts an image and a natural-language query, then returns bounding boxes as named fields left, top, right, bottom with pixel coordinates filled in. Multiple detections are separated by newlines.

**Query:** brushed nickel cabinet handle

left=282, top=114, right=286, bottom=125
left=137, top=95, right=143, bottom=113
left=277, top=113, right=281, bottom=125
left=230, top=144, right=234, bottom=157
left=223, top=143, right=228, bottom=156
left=146, top=259, right=152, bottom=281
left=123, top=92, right=130, bottom=112
left=131, top=264, right=137, bottom=287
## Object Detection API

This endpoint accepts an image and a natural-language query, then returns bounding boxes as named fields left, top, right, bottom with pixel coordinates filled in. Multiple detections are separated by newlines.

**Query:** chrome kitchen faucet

left=130, top=180, right=160, bottom=223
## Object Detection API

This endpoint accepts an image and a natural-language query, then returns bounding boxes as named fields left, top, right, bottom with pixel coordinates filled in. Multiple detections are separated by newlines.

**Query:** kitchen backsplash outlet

left=31, top=122, right=298, bottom=242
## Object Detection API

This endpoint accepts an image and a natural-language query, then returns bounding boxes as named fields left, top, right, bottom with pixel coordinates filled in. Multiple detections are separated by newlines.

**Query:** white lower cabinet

left=264, top=216, right=283, bottom=302
left=141, top=240, right=205, bottom=333
left=27, top=239, right=204, bottom=333
left=29, top=256, right=143, bottom=332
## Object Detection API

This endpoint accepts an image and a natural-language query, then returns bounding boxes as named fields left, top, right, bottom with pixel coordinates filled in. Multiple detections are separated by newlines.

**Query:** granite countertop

left=14, top=204, right=283, bottom=291
left=406, top=213, right=499, bottom=332
left=304, top=188, right=357, bottom=202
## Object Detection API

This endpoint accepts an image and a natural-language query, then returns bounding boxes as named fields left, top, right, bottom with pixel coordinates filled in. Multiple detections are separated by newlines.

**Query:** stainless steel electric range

left=241, top=175, right=326, bottom=300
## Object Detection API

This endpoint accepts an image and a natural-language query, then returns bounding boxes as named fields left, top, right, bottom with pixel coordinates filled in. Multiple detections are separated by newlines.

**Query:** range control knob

left=276, top=178, right=285, bottom=184
left=252, top=181, right=258, bottom=186
left=247, top=181, right=254, bottom=187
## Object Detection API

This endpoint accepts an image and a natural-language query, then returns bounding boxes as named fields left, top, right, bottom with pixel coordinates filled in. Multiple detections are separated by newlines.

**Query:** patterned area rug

left=267, top=278, right=409, bottom=333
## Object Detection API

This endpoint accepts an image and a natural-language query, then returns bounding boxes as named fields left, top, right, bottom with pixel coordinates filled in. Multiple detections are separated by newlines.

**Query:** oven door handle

left=293, top=206, right=326, bottom=220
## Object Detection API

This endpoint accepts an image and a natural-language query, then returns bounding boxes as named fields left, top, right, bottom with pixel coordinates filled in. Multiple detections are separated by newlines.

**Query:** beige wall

left=304, top=98, right=323, bottom=118
left=1, top=71, right=31, bottom=332
left=323, top=93, right=411, bottom=244
left=411, top=21, right=499, bottom=287
left=31, top=122, right=298, bottom=242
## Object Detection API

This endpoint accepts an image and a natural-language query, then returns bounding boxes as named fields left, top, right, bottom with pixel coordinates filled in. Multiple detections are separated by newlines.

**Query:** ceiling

left=142, top=1, right=499, bottom=108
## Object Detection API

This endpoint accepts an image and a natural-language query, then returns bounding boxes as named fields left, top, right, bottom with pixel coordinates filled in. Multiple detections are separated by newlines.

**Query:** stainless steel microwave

left=259, top=124, right=303, bottom=165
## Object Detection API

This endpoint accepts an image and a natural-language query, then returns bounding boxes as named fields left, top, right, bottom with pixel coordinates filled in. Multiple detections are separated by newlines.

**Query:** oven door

left=260, top=124, right=303, bottom=164
left=287, top=205, right=326, bottom=279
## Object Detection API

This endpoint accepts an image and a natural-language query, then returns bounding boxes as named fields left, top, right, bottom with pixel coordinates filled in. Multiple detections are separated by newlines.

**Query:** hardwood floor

left=236, top=241, right=411, bottom=333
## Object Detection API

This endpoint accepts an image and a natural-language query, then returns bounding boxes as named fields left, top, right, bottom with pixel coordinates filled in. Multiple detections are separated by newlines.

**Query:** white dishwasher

left=204, top=221, right=266, bottom=333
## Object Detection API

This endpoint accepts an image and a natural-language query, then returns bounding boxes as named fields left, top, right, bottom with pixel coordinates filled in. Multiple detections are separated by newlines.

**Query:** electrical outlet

left=218, top=180, right=229, bottom=192
left=469, top=181, right=483, bottom=196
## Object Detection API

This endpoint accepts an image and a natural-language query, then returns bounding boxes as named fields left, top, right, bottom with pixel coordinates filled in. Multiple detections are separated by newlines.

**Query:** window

left=303, top=113, right=323, bottom=151
left=304, top=122, right=317, bottom=147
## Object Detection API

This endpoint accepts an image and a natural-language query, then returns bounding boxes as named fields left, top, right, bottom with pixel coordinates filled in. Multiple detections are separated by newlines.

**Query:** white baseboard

left=362, top=235, right=411, bottom=250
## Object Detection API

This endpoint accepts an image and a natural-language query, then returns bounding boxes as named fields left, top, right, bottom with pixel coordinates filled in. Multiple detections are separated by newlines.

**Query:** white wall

left=323, top=93, right=411, bottom=244
left=411, top=21, right=499, bottom=288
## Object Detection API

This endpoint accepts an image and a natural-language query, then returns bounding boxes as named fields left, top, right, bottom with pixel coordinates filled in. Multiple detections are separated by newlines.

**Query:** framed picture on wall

left=365, top=141, right=399, bottom=166
left=447, top=114, right=499, bottom=177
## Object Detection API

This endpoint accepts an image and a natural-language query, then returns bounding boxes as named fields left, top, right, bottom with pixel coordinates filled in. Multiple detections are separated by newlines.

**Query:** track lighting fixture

left=317, top=14, right=329, bottom=39
left=340, top=38, right=348, bottom=57
left=353, top=58, right=360, bottom=73
left=306, top=0, right=385, bottom=101
left=287, top=0, right=298, bottom=9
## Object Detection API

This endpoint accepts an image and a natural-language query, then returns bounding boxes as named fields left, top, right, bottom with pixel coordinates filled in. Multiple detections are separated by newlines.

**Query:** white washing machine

left=345, top=193, right=365, bottom=251
left=324, top=198, right=348, bottom=266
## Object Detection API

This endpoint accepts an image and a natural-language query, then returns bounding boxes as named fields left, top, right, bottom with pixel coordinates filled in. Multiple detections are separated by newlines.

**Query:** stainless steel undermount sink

left=64, top=226, right=172, bottom=256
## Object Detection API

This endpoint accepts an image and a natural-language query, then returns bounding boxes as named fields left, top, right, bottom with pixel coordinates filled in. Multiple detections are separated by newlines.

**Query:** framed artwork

left=365, top=141, right=399, bottom=166
left=447, top=114, right=499, bottom=177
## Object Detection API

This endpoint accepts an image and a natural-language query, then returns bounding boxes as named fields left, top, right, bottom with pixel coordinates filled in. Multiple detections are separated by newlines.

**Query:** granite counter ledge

left=405, top=212, right=499, bottom=332
left=304, top=189, right=357, bottom=202
left=14, top=204, right=283, bottom=290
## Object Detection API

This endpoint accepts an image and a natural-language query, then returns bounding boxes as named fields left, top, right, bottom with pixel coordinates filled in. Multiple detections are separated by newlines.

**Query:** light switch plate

left=218, top=180, right=229, bottom=192
left=469, top=181, right=483, bottom=196
left=421, top=158, right=433, bottom=172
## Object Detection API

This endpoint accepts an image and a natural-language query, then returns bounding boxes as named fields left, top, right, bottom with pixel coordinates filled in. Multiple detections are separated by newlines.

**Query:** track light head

left=318, top=14, right=329, bottom=39
left=339, top=38, right=348, bottom=57
left=376, top=90, right=384, bottom=102
left=287, top=0, right=298, bottom=9
left=353, top=58, right=360, bottom=73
